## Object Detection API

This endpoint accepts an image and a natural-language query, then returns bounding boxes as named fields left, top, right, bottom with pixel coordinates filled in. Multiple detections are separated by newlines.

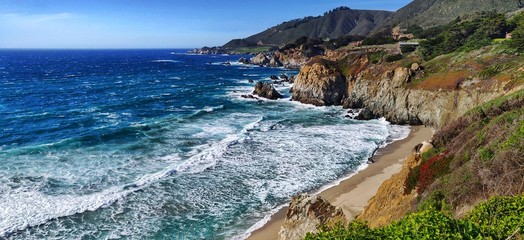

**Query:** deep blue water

left=0, top=49, right=408, bottom=239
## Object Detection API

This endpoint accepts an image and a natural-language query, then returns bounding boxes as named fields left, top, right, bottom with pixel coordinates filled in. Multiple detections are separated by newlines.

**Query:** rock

left=222, top=61, right=231, bottom=66
left=278, top=194, right=346, bottom=240
left=280, top=74, right=289, bottom=80
left=355, top=108, right=379, bottom=120
left=239, top=57, right=250, bottom=64
left=269, top=56, right=284, bottom=67
left=251, top=53, right=270, bottom=66
left=248, top=79, right=254, bottom=83
left=289, top=75, right=296, bottom=84
left=291, top=60, right=347, bottom=106
left=253, top=82, right=283, bottom=100
left=270, top=75, right=279, bottom=80
left=241, top=94, right=258, bottom=99
left=411, top=62, right=421, bottom=71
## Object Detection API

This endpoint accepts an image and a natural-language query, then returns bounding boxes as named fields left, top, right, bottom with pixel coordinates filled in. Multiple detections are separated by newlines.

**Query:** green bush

left=419, top=12, right=510, bottom=59
left=306, top=195, right=524, bottom=240
left=368, top=52, right=385, bottom=64
left=385, top=54, right=403, bottom=62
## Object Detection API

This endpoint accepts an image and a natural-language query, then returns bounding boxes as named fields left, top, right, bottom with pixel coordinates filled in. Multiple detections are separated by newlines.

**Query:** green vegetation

left=323, top=35, right=365, bottom=50
left=368, top=51, right=385, bottom=64
left=361, top=36, right=396, bottom=46
left=429, top=90, right=524, bottom=205
left=507, top=12, right=524, bottom=53
left=419, top=12, right=510, bottom=60
left=384, top=54, right=403, bottom=62
left=306, top=195, right=524, bottom=240
left=230, top=46, right=275, bottom=54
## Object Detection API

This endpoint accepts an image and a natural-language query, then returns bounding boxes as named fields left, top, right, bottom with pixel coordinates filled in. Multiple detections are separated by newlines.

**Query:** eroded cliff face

left=344, top=68, right=505, bottom=127
left=278, top=194, right=346, bottom=240
left=274, top=49, right=313, bottom=69
left=291, top=61, right=347, bottom=106
left=291, top=54, right=513, bottom=128
left=357, top=142, right=432, bottom=227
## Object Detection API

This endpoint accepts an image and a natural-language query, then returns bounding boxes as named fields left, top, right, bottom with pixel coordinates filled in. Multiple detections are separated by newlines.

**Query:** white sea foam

left=0, top=186, right=131, bottom=237
left=151, top=60, right=180, bottom=63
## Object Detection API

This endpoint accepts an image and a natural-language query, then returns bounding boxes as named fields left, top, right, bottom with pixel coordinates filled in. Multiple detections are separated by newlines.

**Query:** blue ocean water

left=0, top=49, right=408, bottom=239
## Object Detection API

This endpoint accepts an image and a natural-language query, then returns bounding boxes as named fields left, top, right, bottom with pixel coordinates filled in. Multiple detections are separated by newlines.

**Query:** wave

left=0, top=115, right=266, bottom=237
left=186, top=105, right=226, bottom=119
left=0, top=186, right=131, bottom=237
left=151, top=60, right=181, bottom=63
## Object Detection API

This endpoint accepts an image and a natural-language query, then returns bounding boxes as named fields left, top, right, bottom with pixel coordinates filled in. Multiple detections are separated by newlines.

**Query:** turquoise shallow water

left=0, top=49, right=408, bottom=239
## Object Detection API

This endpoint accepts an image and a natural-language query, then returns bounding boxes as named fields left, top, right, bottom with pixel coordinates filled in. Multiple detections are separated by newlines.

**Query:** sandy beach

left=247, top=125, right=434, bottom=240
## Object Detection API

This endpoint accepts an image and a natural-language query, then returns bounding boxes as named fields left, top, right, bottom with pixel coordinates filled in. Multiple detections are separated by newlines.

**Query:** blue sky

left=0, top=0, right=412, bottom=49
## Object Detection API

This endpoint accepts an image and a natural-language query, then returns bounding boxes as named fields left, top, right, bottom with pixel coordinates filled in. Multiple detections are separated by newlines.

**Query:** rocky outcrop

left=291, top=60, right=347, bottom=106
left=269, top=56, right=284, bottom=67
left=275, top=49, right=311, bottom=69
left=357, top=141, right=432, bottom=227
left=342, top=67, right=504, bottom=127
left=253, top=82, right=283, bottom=100
left=251, top=53, right=270, bottom=66
left=279, top=194, right=346, bottom=240
left=291, top=55, right=510, bottom=128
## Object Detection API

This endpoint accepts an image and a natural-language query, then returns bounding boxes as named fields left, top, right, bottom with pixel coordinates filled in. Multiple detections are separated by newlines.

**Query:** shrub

left=385, top=54, right=403, bottom=62
left=417, top=151, right=450, bottom=194
left=362, top=36, right=396, bottom=46
left=368, top=52, right=385, bottom=64
left=400, top=44, right=418, bottom=54
left=419, top=12, right=510, bottom=59
left=307, top=195, right=524, bottom=239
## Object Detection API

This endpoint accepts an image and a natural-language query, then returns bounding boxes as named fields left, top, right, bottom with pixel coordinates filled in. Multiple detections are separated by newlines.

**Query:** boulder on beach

left=253, top=81, right=283, bottom=100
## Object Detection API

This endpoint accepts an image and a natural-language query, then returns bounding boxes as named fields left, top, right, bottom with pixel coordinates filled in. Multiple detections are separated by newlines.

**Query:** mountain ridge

left=379, top=0, right=524, bottom=29
left=223, top=7, right=392, bottom=48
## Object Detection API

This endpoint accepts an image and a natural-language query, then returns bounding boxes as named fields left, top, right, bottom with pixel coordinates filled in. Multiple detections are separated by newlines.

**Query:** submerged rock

left=278, top=194, right=346, bottom=240
left=253, top=82, right=283, bottom=100
left=239, top=57, right=250, bottom=64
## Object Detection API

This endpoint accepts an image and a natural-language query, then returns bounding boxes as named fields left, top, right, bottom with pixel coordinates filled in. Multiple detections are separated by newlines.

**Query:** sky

left=0, top=0, right=412, bottom=49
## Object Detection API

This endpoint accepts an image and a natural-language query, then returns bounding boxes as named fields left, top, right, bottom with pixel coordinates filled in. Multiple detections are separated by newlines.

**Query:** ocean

left=0, top=49, right=409, bottom=239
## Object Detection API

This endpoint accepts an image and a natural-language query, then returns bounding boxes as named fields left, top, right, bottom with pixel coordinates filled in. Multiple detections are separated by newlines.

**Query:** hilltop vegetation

left=413, top=11, right=524, bottom=60
left=223, top=7, right=392, bottom=48
left=378, top=0, right=523, bottom=29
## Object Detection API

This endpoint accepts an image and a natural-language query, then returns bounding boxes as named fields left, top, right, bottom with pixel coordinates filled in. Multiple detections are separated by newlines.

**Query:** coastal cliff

left=292, top=49, right=521, bottom=128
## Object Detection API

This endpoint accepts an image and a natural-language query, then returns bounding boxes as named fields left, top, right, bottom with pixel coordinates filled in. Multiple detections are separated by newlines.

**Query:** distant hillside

left=223, top=7, right=392, bottom=48
left=381, top=0, right=524, bottom=29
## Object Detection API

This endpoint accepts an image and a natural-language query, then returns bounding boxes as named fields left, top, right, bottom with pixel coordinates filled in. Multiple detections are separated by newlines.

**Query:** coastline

left=246, top=125, right=434, bottom=240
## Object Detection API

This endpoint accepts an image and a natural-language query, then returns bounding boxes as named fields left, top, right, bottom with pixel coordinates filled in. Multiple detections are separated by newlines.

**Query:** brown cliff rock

left=357, top=141, right=433, bottom=227
left=291, top=53, right=510, bottom=128
left=291, top=60, right=346, bottom=106
left=251, top=53, right=270, bottom=66
left=278, top=194, right=346, bottom=240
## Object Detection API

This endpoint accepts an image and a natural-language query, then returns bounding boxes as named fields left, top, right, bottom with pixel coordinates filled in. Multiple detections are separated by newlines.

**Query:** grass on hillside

left=306, top=195, right=524, bottom=240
